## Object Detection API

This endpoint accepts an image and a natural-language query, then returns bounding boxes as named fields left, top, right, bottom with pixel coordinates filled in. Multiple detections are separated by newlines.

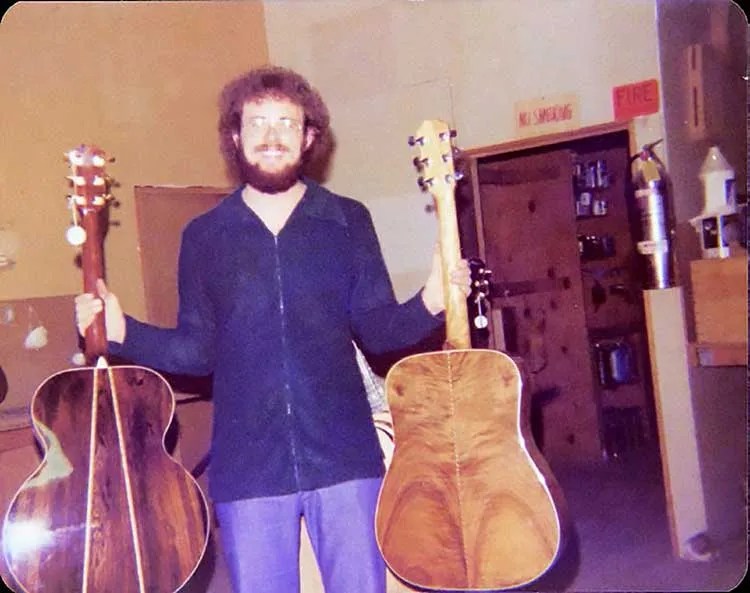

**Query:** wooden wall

left=0, top=2, right=268, bottom=319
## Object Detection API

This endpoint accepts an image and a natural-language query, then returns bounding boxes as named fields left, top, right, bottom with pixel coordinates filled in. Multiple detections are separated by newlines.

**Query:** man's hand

left=74, top=279, right=126, bottom=344
left=421, top=244, right=471, bottom=315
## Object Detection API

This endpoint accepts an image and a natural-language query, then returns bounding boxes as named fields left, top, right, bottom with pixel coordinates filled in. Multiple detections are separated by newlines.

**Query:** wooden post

left=643, top=287, right=708, bottom=559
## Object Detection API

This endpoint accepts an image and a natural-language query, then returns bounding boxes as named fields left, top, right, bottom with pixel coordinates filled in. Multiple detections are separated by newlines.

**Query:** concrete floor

left=183, top=446, right=747, bottom=593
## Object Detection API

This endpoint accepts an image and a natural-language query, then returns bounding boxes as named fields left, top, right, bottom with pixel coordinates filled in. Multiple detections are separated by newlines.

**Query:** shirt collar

left=297, top=177, right=348, bottom=226
left=224, top=177, right=348, bottom=228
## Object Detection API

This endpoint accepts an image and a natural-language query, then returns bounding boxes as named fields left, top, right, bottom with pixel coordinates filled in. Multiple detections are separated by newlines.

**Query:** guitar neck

left=434, top=188, right=470, bottom=350
left=81, top=209, right=107, bottom=362
left=411, top=119, right=470, bottom=351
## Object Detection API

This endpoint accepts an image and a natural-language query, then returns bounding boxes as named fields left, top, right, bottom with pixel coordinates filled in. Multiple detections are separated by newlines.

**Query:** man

left=76, top=65, right=469, bottom=593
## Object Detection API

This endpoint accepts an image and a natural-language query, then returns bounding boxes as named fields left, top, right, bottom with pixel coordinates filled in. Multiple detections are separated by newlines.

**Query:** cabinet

left=688, top=256, right=748, bottom=367
left=462, top=129, right=655, bottom=464
left=572, top=142, right=653, bottom=461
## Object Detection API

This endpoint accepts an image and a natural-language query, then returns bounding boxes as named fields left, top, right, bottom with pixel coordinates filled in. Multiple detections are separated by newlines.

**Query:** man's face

left=234, top=96, right=314, bottom=193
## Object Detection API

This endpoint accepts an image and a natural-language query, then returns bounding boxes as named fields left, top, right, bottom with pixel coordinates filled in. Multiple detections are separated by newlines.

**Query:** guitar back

left=2, top=365, right=209, bottom=593
left=376, top=348, right=566, bottom=590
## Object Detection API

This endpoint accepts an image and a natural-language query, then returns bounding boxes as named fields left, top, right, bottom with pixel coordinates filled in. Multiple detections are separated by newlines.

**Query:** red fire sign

left=612, top=79, right=660, bottom=121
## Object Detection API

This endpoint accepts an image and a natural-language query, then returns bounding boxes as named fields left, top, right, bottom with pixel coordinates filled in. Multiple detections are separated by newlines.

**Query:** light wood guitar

left=375, top=120, right=568, bottom=591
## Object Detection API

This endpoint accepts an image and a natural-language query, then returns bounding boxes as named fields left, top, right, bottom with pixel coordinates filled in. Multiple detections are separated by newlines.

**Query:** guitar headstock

left=469, top=258, right=492, bottom=300
left=468, top=257, right=492, bottom=330
left=409, top=120, right=463, bottom=201
left=65, top=145, right=113, bottom=246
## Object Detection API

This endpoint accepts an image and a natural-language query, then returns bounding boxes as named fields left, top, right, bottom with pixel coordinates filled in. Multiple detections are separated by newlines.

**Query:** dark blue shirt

left=111, top=181, right=442, bottom=502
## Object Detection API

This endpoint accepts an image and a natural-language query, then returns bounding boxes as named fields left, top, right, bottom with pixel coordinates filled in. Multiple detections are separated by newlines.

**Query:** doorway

left=457, top=123, right=658, bottom=467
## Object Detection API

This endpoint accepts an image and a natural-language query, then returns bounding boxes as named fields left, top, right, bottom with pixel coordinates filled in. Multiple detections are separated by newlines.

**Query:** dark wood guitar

left=375, top=121, right=568, bottom=591
left=1, top=146, right=210, bottom=593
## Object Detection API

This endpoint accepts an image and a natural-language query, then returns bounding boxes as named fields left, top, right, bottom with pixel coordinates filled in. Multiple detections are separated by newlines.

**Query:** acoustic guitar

left=375, top=121, right=568, bottom=591
left=1, top=146, right=210, bottom=593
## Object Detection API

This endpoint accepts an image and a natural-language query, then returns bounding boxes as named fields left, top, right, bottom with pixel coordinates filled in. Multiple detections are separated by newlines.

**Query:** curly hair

left=218, top=65, right=332, bottom=182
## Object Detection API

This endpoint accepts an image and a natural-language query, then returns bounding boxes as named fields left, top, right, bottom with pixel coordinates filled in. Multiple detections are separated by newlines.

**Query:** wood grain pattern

left=2, top=365, right=209, bottom=593
left=376, top=349, right=567, bottom=590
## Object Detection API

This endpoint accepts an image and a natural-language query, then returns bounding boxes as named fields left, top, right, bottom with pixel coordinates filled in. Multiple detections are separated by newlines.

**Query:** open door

left=474, top=148, right=601, bottom=462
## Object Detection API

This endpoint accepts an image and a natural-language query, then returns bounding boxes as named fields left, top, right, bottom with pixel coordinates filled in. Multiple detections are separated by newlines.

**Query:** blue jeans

left=214, top=478, right=386, bottom=593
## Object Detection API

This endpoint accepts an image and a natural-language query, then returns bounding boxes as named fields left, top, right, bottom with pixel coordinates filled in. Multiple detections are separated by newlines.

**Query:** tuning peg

left=408, top=135, right=425, bottom=147
left=412, top=156, right=429, bottom=169
left=443, top=173, right=464, bottom=184
left=67, top=175, right=85, bottom=186
left=438, top=129, right=457, bottom=142
left=473, top=277, right=490, bottom=293
left=67, top=194, right=85, bottom=208
left=417, top=176, right=433, bottom=191
left=65, top=150, right=83, bottom=166
left=63, top=147, right=114, bottom=166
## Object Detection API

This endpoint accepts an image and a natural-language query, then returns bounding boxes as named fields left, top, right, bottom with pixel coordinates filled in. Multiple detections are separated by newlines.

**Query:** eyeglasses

left=243, top=116, right=304, bottom=136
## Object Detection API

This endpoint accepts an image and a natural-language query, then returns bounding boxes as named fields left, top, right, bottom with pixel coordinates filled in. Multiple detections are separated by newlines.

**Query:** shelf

left=689, top=342, right=747, bottom=367
left=588, top=323, right=644, bottom=340
left=576, top=214, right=611, bottom=222
left=0, top=424, right=34, bottom=453
left=0, top=405, right=31, bottom=433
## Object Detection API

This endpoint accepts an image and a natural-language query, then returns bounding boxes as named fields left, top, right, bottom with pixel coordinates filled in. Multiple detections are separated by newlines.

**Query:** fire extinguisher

left=630, top=139, right=676, bottom=289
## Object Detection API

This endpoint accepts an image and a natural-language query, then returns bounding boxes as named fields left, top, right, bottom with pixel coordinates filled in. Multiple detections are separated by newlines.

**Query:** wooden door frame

left=462, top=121, right=634, bottom=263
left=463, top=121, right=633, bottom=160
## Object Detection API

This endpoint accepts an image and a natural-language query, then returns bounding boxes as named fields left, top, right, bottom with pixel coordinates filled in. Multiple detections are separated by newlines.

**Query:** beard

left=235, top=141, right=305, bottom=194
